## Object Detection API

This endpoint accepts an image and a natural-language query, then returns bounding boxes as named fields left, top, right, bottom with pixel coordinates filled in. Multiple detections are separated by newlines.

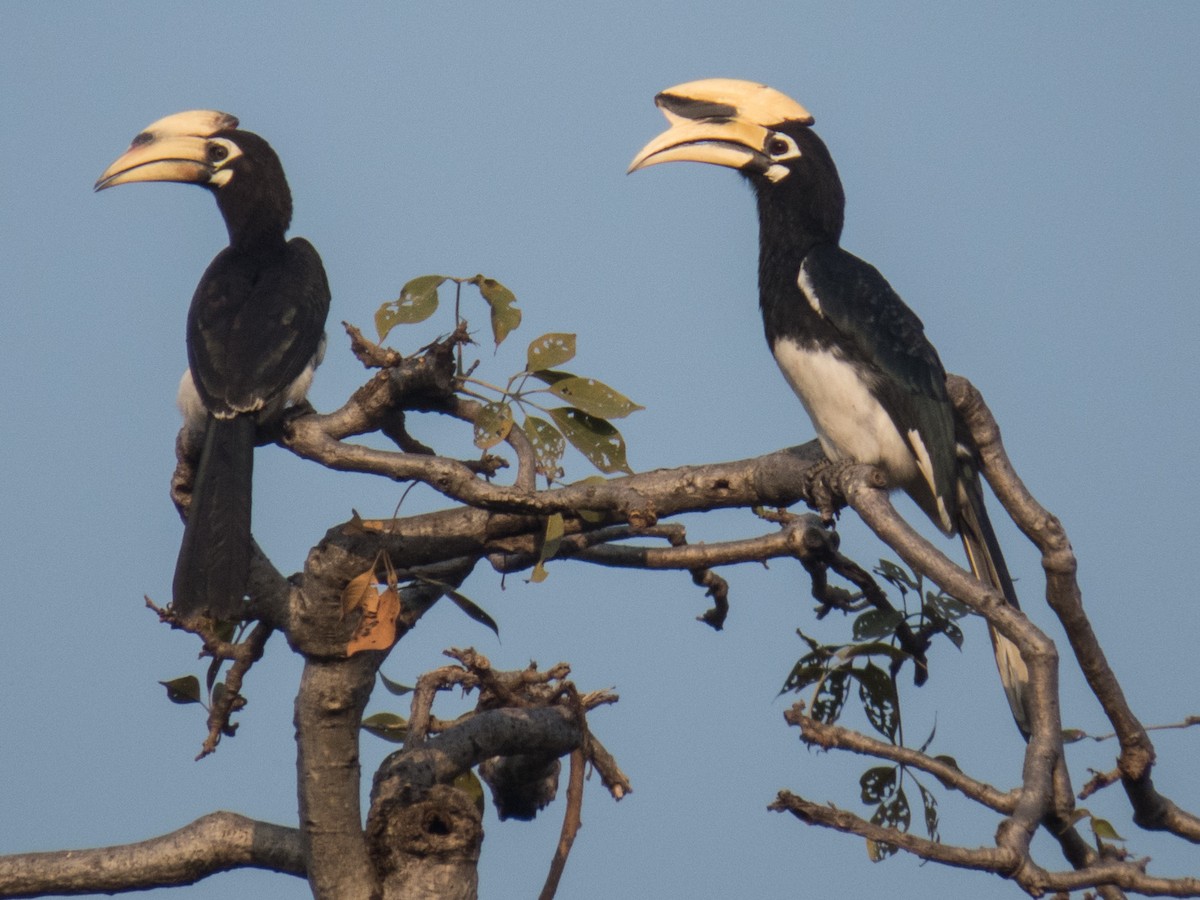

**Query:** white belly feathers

left=771, top=337, right=920, bottom=486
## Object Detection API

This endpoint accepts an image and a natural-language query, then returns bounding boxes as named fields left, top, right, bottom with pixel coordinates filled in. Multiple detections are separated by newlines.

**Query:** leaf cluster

left=783, top=558, right=966, bottom=860
left=376, top=274, right=643, bottom=481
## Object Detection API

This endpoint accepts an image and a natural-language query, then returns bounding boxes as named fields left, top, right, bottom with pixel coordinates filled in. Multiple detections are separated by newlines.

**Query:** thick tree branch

left=0, top=812, right=302, bottom=898
left=949, top=376, right=1200, bottom=845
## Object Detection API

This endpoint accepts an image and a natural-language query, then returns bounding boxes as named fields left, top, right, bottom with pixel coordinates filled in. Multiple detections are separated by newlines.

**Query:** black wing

left=187, top=237, right=330, bottom=417
left=799, top=243, right=958, bottom=522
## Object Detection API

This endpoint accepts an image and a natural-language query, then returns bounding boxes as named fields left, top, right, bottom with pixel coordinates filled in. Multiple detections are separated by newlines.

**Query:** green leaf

left=444, top=587, right=500, bottom=637
left=159, top=675, right=202, bottom=706
left=852, top=608, right=905, bottom=641
left=918, top=720, right=938, bottom=754
left=529, top=368, right=575, bottom=386
left=916, top=781, right=940, bottom=841
left=548, top=407, right=633, bottom=475
left=453, top=769, right=486, bottom=815
left=546, top=377, right=644, bottom=419
left=924, top=589, right=969, bottom=621
left=522, top=416, right=566, bottom=482
left=866, top=838, right=893, bottom=862
left=379, top=673, right=413, bottom=696
left=376, top=274, right=446, bottom=340
left=875, top=559, right=917, bottom=593
left=530, top=513, right=565, bottom=583
left=474, top=275, right=522, bottom=346
left=782, top=662, right=827, bottom=695
left=854, top=663, right=900, bottom=742
left=362, top=712, right=409, bottom=743
left=867, top=788, right=910, bottom=859
left=474, top=401, right=514, bottom=450
left=1090, top=817, right=1125, bottom=841
left=526, top=333, right=576, bottom=372
left=860, top=766, right=898, bottom=804
left=870, top=785, right=911, bottom=832
left=205, top=656, right=223, bottom=693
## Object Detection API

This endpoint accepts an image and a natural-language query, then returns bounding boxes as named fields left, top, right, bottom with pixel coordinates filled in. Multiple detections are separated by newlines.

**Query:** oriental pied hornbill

left=630, top=79, right=1030, bottom=737
left=96, top=110, right=330, bottom=621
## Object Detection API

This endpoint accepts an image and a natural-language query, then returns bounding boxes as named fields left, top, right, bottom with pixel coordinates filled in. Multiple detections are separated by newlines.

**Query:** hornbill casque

left=630, top=79, right=1031, bottom=737
left=96, top=110, right=330, bottom=622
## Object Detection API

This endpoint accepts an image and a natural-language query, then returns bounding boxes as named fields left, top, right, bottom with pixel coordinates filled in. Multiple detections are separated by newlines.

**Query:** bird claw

left=801, top=458, right=852, bottom=526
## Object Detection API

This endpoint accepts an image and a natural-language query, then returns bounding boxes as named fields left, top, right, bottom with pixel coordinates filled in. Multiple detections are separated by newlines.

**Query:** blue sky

left=2, top=3, right=1198, bottom=898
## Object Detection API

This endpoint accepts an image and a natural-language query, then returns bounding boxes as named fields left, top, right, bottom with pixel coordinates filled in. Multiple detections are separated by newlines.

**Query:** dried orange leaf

left=347, top=586, right=402, bottom=655
left=342, top=568, right=379, bottom=618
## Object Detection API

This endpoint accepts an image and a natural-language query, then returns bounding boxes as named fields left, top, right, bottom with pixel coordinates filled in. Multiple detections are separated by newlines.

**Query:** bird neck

left=755, top=192, right=839, bottom=316
left=216, top=186, right=291, bottom=254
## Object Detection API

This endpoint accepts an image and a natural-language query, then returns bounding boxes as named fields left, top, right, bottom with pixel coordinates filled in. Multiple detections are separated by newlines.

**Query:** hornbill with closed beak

left=630, top=79, right=1030, bottom=736
left=96, top=110, right=330, bottom=621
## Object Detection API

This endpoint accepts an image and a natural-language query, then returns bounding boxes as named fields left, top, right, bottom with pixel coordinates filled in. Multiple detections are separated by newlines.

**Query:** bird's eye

left=207, top=143, right=229, bottom=163
left=767, top=136, right=793, bottom=158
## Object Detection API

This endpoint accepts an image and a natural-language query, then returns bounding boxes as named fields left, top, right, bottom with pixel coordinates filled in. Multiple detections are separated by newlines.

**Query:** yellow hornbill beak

left=94, top=109, right=239, bottom=191
left=628, top=78, right=815, bottom=177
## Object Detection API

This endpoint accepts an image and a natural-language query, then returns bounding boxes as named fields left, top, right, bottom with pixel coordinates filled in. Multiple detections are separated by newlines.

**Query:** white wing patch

left=907, top=429, right=952, bottom=532
left=797, top=267, right=822, bottom=315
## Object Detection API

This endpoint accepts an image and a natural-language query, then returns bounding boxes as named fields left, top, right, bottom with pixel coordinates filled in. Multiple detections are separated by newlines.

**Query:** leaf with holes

left=160, top=675, right=202, bottom=706
left=917, top=780, right=940, bottom=841
left=376, top=274, right=446, bottom=340
left=547, top=377, right=643, bottom=419
left=362, top=712, right=409, bottom=743
left=782, top=662, right=827, bottom=695
left=852, top=608, right=906, bottom=641
left=875, top=558, right=918, bottom=593
left=474, top=401, right=514, bottom=450
left=860, top=766, right=898, bottom=804
left=474, top=276, right=521, bottom=346
left=868, top=787, right=911, bottom=861
left=526, top=332, right=576, bottom=372
left=548, top=407, right=632, bottom=475
left=925, top=589, right=969, bottom=621
left=522, top=416, right=565, bottom=481
left=855, top=662, right=900, bottom=741
left=811, top=670, right=850, bottom=724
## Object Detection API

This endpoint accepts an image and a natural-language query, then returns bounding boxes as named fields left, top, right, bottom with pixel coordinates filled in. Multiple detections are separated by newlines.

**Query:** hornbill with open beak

left=96, top=110, right=330, bottom=621
left=630, top=79, right=1030, bottom=736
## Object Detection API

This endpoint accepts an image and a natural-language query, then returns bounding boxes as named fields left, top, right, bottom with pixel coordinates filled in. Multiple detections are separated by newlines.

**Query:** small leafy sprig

left=375, top=274, right=643, bottom=481
left=781, top=558, right=971, bottom=860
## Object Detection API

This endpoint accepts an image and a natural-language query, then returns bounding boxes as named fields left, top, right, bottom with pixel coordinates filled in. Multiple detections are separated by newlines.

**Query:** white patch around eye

left=766, top=133, right=801, bottom=161
left=206, top=138, right=242, bottom=186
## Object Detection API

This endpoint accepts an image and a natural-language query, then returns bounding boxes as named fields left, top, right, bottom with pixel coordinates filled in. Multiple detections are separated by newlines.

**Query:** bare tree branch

left=0, top=812, right=302, bottom=898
